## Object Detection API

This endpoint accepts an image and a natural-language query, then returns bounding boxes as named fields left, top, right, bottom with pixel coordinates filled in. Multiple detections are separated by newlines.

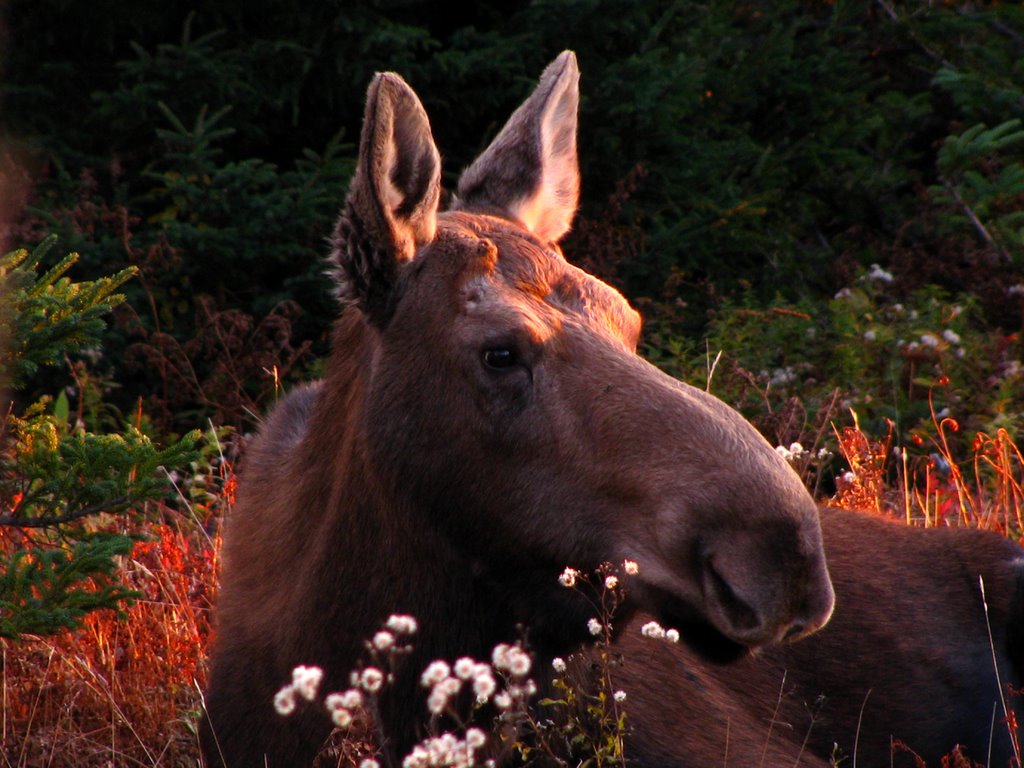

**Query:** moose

left=201, top=51, right=836, bottom=766
left=202, top=51, right=1024, bottom=768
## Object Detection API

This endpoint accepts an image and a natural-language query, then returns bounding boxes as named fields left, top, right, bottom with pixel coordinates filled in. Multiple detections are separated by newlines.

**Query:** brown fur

left=201, top=53, right=835, bottom=766
left=613, top=508, right=1024, bottom=767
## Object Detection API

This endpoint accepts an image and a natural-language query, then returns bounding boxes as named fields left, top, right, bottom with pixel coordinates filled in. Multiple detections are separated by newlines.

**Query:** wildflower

left=552, top=657, right=567, bottom=674
left=274, top=686, right=297, bottom=716
left=770, top=367, right=796, bottom=387
left=339, top=688, right=363, bottom=709
left=453, top=657, right=476, bottom=680
left=291, top=666, right=324, bottom=701
left=834, top=287, right=852, bottom=300
left=775, top=445, right=793, bottom=461
left=587, top=618, right=603, bottom=636
left=493, top=691, right=513, bottom=709
left=789, top=442, right=805, bottom=457
left=665, top=628, right=680, bottom=643
left=427, top=687, right=449, bottom=715
left=466, top=728, right=487, bottom=749
left=403, top=746, right=429, bottom=768
left=942, top=329, right=961, bottom=345
left=438, top=676, right=461, bottom=696
left=841, top=471, right=856, bottom=484
left=491, top=643, right=513, bottom=670
left=360, top=760, right=381, bottom=768
left=473, top=669, right=496, bottom=701
left=558, top=567, right=579, bottom=587
left=372, top=631, right=395, bottom=652
left=641, top=621, right=666, bottom=639
left=386, top=614, right=418, bottom=635
left=1010, top=284, right=1024, bottom=297
left=421, top=660, right=451, bottom=687
left=867, top=263, right=894, bottom=283
left=605, top=575, right=619, bottom=590
left=920, top=333, right=939, bottom=348
left=623, top=559, right=639, bottom=575
left=613, top=690, right=627, bottom=702
left=863, top=329, right=876, bottom=342
left=360, top=667, right=385, bottom=694
left=331, top=707, right=353, bottom=728
left=507, top=648, right=532, bottom=677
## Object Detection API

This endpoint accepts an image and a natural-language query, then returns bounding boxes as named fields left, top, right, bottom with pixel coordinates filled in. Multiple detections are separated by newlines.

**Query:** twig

left=0, top=495, right=130, bottom=528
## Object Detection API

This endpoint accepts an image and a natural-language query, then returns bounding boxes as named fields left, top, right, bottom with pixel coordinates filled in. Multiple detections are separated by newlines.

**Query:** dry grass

left=2, top=411, right=1022, bottom=767
left=2, top=503, right=223, bottom=767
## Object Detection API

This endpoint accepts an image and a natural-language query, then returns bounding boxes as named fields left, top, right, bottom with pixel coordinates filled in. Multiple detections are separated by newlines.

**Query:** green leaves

left=0, top=534, right=137, bottom=638
left=0, top=239, right=199, bottom=637
left=0, top=236, right=136, bottom=389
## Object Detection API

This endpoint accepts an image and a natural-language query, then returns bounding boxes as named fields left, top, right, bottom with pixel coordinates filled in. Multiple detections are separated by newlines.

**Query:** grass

left=2, top=381, right=1022, bottom=768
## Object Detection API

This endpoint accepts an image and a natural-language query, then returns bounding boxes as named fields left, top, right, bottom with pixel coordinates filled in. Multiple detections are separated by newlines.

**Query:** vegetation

left=1, top=0, right=1023, bottom=765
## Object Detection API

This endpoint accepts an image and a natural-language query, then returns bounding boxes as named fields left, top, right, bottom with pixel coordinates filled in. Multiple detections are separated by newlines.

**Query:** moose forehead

left=424, top=211, right=642, bottom=348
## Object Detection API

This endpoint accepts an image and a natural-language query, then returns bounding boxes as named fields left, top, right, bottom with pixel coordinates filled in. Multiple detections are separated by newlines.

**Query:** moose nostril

left=784, top=622, right=806, bottom=641
left=703, top=556, right=761, bottom=633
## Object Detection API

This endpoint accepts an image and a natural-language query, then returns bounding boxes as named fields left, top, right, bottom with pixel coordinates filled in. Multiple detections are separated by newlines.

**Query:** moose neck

left=294, top=310, right=554, bottom=751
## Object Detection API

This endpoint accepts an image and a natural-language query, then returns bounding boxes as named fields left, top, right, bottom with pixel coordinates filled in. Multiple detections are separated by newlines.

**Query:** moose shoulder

left=201, top=52, right=834, bottom=767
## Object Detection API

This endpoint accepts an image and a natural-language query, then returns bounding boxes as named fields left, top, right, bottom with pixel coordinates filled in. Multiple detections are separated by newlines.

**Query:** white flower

left=841, top=471, right=856, bottom=484
left=403, top=746, right=429, bottom=768
left=551, top=657, right=567, bottom=674
left=587, top=618, right=603, bottom=636
left=273, top=686, right=297, bottom=715
left=867, top=263, right=894, bottom=283
left=372, top=631, right=395, bottom=651
left=1010, top=284, right=1024, bottom=297
left=331, top=706, right=353, bottom=728
left=623, top=559, right=639, bottom=575
left=863, top=329, right=877, bottom=341
left=339, top=688, right=364, bottom=709
left=775, top=445, right=793, bottom=461
left=292, top=666, right=324, bottom=701
left=834, top=287, right=853, bottom=300
left=437, top=676, right=461, bottom=697
left=665, top=628, right=680, bottom=643
left=427, top=687, right=449, bottom=715
left=466, top=728, right=487, bottom=749
left=641, top=621, right=666, bottom=639
left=491, top=643, right=512, bottom=670
left=472, top=670, right=496, bottom=701
left=360, top=760, right=380, bottom=768
left=507, top=648, right=532, bottom=677
left=453, top=657, right=476, bottom=680
left=613, top=690, right=627, bottom=702
left=386, top=614, right=418, bottom=635
left=360, top=667, right=384, bottom=694
left=421, top=660, right=451, bottom=687
left=604, top=575, right=619, bottom=590
left=920, top=333, right=939, bottom=348
left=493, top=691, right=513, bottom=709
left=788, top=442, right=805, bottom=457
left=558, top=567, right=579, bottom=587
left=942, top=328, right=961, bottom=345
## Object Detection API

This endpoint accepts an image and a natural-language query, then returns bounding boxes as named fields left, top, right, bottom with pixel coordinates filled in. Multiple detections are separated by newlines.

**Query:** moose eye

left=482, top=347, right=518, bottom=371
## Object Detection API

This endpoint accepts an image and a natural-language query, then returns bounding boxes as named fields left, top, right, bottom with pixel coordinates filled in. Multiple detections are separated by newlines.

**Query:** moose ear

left=331, top=72, right=442, bottom=324
left=455, top=51, right=579, bottom=243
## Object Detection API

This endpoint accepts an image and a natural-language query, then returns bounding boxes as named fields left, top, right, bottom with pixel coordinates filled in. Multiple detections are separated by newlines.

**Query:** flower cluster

left=402, top=729, right=488, bottom=768
left=273, top=665, right=324, bottom=715
left=639, top=620, right=680, bottom=643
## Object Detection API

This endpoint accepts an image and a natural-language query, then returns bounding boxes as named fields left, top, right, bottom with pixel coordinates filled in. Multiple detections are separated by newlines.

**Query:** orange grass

left=2, top=514, right=221, bottom=767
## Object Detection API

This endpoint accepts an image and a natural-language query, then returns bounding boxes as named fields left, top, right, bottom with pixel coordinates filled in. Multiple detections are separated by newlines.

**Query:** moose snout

left=697, top=529, right=835, bottom=647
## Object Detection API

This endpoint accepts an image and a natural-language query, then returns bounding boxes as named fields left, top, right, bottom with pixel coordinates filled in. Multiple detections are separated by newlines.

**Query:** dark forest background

left=3, top=0, right=1024, bottom=442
